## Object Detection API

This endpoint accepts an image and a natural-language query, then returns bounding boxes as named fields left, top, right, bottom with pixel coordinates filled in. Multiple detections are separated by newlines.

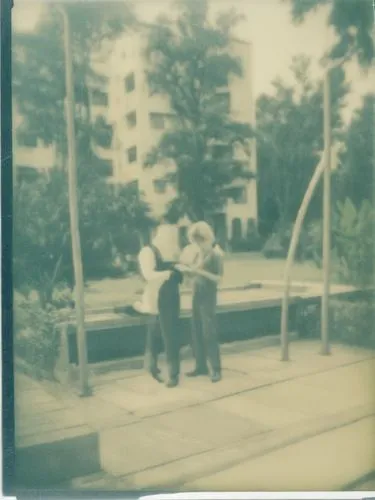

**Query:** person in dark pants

left=177, top=221, right=224, bottom=383
left=136, top=224, right=183, bottom=388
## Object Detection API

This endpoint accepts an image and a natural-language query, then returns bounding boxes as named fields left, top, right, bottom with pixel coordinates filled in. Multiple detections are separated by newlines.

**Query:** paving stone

left=186, top=416, right=375, bottom=491
left=74, top=396, right=137, bottom=430
left=208, top=394, right=310, bottom=428
left=151, top=404, right=269, bottom=447
left=100, top=420, right=211, bottom=476
left=16, top=409, right=86, bottom=438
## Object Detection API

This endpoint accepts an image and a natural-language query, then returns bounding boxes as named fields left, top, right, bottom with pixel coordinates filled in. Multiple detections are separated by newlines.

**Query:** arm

left=138, top=247, right=170, bottom=282
left=191, top=268, right=221, bottom=283
left=186, top=252, right=224, bottom=284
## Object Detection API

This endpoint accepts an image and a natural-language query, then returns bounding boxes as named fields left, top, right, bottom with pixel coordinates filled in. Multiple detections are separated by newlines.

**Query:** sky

left=12, top=0, right=374, bottom=122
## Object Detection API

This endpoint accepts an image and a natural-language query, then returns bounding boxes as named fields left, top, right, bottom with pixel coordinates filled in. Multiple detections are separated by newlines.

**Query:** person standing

left=178, top=221, right=224, bottom=383
left=136, top=223, right=183, bottom=388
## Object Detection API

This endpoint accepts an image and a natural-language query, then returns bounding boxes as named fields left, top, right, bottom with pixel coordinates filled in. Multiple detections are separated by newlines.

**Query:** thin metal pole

left=60, top=6, right=91, bottom=396
left=280, top=151, right=328, bottom=361
left=321, top=70, right=331, bottom=356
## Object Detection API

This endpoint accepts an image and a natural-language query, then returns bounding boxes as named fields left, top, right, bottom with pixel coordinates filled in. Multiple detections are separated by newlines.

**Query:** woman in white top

left=136, top=223, right=183, bottom=388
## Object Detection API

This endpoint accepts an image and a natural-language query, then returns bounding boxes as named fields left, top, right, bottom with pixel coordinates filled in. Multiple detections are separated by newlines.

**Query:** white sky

left=12, top=0, right=374, bottom=122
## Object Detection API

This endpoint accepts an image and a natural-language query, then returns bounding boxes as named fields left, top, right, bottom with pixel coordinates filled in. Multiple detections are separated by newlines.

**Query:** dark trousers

left=145, top=280, right=181, bottom=380
left=191, top=291, right=221, bottom=374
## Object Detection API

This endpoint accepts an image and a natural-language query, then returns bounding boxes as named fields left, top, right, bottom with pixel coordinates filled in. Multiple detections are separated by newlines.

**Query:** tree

left=287, top=0, right=373, bottom=68
left=336, top=94, right=374, bottom=207
left=12, top=2, right=135, bottom=166
left=14, top=171, right=153, bottom=306
left=256, top=55, right=349, bottom=237
left=144, top=0, right=254, bottom=221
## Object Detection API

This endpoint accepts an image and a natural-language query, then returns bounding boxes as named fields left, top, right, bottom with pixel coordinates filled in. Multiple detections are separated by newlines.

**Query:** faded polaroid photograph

left=9, top=0, right=374, bottom=494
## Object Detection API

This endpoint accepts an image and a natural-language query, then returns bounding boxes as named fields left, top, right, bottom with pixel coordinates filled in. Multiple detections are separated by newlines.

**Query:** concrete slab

left=150, top=405, right=269, bottom=447
left=185, top=416, right=375, bottom=491
left=100, top=420, right=212, bottom=476
left=15, top=340, right=375, bottom=491
left=207, top=394, right=310, bottom=428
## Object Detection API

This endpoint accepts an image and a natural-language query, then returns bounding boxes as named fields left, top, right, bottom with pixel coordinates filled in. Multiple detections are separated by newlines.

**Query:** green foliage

left=307, top=198, right=375, bottom=286
left=261, top=221, right=314, bottom=261
left=262, top=231, right=286, bottom=259
left=336, top=94, right=374, bottom=207
left=14, top=170, right=153, bottom=304
left=230, top=219, right=263, bottom=252
left=12, top=2, right=135, bottom=160
left=297, top=299, right=375, bottom=349
left=257, top=55, right=349, bottom=237
left=144, top=0, right=254, bottom=221
left=14, top=294, right=63, bottom=379
left=288, top=0, right=374, bottom=68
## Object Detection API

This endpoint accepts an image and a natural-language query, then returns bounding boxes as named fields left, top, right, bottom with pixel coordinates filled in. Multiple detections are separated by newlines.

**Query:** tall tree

left=336, top=93, right=374, bottom=207
left=288, top=0, right=373, bottom=68
left=256, top=55, right=349, bottom=236
left=144, top=0, right=254, bottom=221
left=14, top=171, right=152, bottom=305
left=12, top=1, right=135, bottom=165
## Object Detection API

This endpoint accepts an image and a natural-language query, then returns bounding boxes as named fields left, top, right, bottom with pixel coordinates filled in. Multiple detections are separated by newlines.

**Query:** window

left=230, top=186, right=247, bottom=205
left=93, top=117, right=112, bottom=149
left=149, top=112, right=165, bottom=130
left=153, top=178, right=167, bottom=194
left=127, top=146, right=137, bottom=163
left=16, top=129, right=38, bottom=148
left=126, top=111, right=137, bottom=128
left=125, top=72, right=135, bottom=93
left=91, top=89, right=108, bottom=106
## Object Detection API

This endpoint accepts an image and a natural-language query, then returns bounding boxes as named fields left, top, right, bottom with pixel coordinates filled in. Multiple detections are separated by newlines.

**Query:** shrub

left=297, top=299, right=375, bottom=348
left=230, top=219, right=263, bottom=252
left=262, top=221, right=314, bottom=261
left=307, top=198, right=374, bottom=286
left=262, top=231, right=286, bottom=259
left=14, top=294, right=65, bottom=379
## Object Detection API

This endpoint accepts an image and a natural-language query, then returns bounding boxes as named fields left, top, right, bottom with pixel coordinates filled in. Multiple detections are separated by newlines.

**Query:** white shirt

left=134, top=246, right=171, bottom=315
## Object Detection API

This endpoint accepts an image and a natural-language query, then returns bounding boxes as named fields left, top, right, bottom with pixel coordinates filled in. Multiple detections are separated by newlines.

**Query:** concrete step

left=16, top=424, right=101, bottom=488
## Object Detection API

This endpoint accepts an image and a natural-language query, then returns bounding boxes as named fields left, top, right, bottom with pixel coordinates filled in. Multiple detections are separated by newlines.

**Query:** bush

left=230, top=219, right=263, bottom=252
left=297, top=299, right=375, bottom=348
left=307, top=198, right=374, bottom=286
left=14, top=294, right=66, bottom=379
left=262, top=231, right=286, bottom=259
left=262, top=221, right=314, bottom=261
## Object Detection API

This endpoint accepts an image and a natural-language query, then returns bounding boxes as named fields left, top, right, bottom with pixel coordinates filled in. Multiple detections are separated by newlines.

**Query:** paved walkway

left=16, top=340, right=375, bottom=491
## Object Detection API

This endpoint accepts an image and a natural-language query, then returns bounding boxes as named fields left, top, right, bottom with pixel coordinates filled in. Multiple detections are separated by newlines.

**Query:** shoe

left=166, top=377, right=179, bottom=388
left=211, top=372, right=221, bottom=383
left=186, top=368, right=209, bottom=377
left=151, top=369, right=163, bottom=383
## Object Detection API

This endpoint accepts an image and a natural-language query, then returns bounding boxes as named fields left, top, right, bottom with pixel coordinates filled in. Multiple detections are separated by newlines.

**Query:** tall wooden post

left=321, top=69, right=331, bottom=356
left=60, top=5, right=91, bottom=396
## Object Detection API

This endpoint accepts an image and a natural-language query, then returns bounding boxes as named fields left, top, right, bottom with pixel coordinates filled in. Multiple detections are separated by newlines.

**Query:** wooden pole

left=280, top=151, right=328, bottom=361
left=321, top=69, right=331, bottom=356
left=60, top=5, right=91, bottom=396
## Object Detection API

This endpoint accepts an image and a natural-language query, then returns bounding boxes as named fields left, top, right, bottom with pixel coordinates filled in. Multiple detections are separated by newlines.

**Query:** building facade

left=13, top=26, right=258, bottom=244
left=104, top=28, right=258, bottom=243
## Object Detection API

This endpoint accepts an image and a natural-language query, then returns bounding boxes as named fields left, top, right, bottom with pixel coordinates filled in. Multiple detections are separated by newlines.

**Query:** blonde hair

left=189, top=221, right=215, bottom=245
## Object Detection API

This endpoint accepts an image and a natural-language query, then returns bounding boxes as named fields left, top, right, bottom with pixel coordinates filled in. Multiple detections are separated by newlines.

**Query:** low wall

left=55, top=283, right=370, bottom=378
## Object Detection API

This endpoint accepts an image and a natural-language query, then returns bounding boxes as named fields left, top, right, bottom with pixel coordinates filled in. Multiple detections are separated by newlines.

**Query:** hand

left=176, top=264, right=193, bottom=274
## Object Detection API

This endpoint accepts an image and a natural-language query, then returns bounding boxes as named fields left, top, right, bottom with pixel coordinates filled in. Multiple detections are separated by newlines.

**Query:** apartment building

left=13, top=25, right=258, bottom=243
left=105, top=27, right=258, bottom=243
